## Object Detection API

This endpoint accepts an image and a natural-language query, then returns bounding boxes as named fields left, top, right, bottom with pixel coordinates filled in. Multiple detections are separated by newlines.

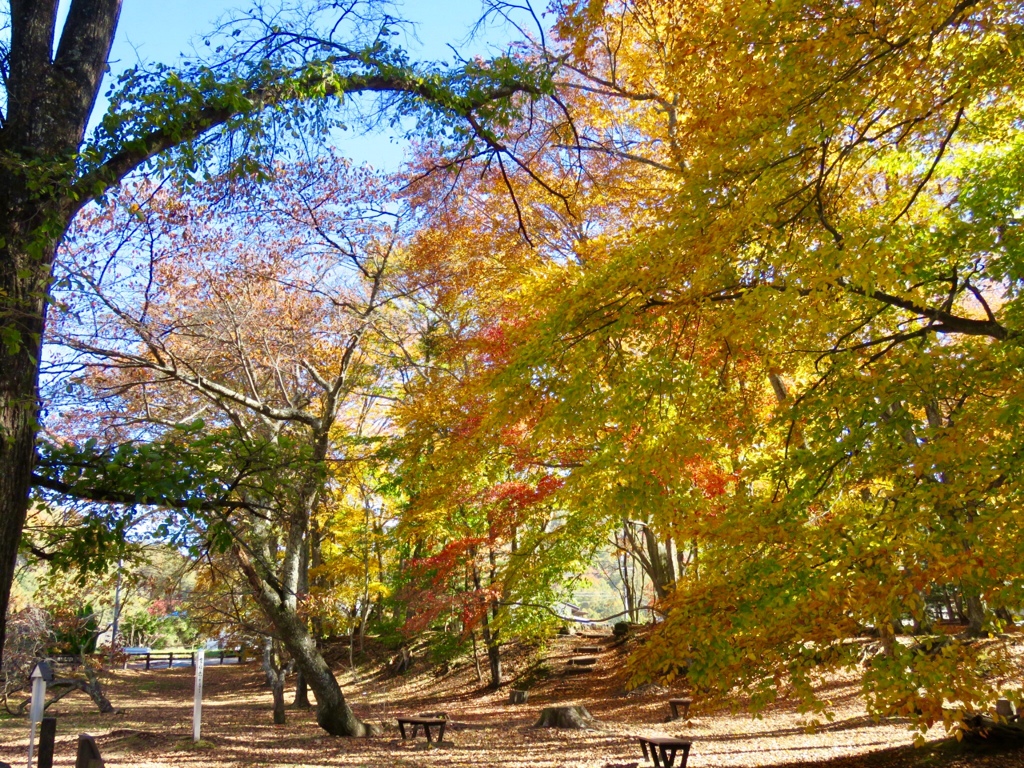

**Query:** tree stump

left=509, top=689, right=529, bottom=704
left=533, top=705, right=595, bottom=729
left=74, top=734, right=104, bottom=768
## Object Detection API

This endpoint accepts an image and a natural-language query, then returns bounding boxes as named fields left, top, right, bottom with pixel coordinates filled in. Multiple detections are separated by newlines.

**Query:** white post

left=27, top=666, right=47, bottom=768
left=193, top=649, right=205, bottom=742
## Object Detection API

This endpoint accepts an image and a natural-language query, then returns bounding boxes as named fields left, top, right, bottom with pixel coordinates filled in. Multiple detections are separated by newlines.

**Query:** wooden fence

left=50, top=649, right=249, bottom=670
left=126, top=649, right=248, bottom=669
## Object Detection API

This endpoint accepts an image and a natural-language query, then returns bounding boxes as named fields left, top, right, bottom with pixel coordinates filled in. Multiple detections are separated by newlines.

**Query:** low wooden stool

left=638, top=735, right=691, bottom=767
left=397, top=715, right=447, bottom=744
left=668, top=697, right=692, bottom=719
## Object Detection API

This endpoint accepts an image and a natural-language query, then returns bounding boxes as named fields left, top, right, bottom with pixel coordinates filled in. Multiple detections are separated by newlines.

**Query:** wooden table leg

left=640, top=739, right=650, bottom=762
left=398, top=721, right=407, bottom=739
left=438, top=721, right=447, bottom=743
left=670, top=702, right=679, bottom=719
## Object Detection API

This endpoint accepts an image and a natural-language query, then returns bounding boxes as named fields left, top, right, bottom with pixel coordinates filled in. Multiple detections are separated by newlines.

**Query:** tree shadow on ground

left=767, top=735, right=1024, bottom=768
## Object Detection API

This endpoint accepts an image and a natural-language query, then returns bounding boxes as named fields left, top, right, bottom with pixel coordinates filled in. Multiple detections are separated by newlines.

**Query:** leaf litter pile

left=2, top=632, right=1022, bottom=768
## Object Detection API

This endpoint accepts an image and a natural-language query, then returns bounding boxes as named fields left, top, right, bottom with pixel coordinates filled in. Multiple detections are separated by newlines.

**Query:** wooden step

left=567, top=656, right=598, bottom=666
left=562, top=666, right=593, bottom=675
left=576, top=645, right=603, bottom=653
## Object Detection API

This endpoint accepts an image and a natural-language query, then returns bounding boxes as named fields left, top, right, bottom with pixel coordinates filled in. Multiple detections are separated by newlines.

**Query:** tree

left=382, top=0, right=1024, bottom=735
left=475, top=0, right=1024, bottom=734
left=388, top=159, right=608, bottom=688
left=0, top=0, right=548, bottom=665
left=41, top=155, right=433, bottom=735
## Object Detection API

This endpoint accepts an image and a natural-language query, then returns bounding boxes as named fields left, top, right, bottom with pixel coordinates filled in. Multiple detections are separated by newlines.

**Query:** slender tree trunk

left=471, top=556, right=501, bottom=690
left=665, top=535, right=676, bottom=586
left=293, top=533, right=311, bottom=709
left=641, top=524, right=669, bottom=599
left=262, top=637, right=275, bottom=687
left=293, top=672, right=310, bottom=709
left=618, top=545, right=636, bottom=622
left=471, top=630, right=483, bottom=683
left=481, top=610, right=501, bottom=689
left=271, top=668, right=287, bottom=724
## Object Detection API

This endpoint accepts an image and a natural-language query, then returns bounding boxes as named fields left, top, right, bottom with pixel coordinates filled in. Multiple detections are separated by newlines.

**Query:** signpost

left=193, top=650, right=205, bottom=742
left=27, top=661, right=54, bottom=768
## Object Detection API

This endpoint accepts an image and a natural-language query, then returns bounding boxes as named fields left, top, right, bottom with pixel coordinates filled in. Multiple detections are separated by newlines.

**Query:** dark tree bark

left=262, top=640, right=290, bottom=724
left=471, top=549, right=502, bottom=689
left=271, top=672, right=287, bottom=724
left=293, top=672, right=310, bottom=709
left=0, top=0, right=123, bottom=666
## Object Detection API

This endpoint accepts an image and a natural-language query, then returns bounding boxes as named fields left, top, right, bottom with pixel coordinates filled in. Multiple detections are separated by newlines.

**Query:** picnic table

left=396, top=715, right=447, bottom=744
left=637, top=735, right=691, bottom=767
left=668, top=697, right=692, bottom=719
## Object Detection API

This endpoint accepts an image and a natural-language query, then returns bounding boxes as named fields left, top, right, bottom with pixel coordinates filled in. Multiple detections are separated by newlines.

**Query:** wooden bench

left=397, top=716, right=447, bottom=744
left=668, top=697, right=692, bottom=719
left=638, top=735, right=691, bottom=767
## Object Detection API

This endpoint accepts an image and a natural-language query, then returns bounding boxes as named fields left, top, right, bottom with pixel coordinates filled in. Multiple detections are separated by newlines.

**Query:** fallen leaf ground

left=2, top=630, right=1022, bottom=768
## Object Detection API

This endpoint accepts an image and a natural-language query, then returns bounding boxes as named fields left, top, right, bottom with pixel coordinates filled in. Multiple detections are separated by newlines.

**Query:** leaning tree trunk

left=237, top=543, right=374, bottom=737
left=279, top=605, right=371, bottom=736
left=80, top=664, right=115, bottom=714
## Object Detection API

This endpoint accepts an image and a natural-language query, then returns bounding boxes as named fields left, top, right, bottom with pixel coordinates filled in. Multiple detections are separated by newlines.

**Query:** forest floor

left=2, top=629, right=1023, bottom=768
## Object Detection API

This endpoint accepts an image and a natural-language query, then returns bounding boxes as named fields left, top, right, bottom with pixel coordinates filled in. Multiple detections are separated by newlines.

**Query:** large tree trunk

left=0, top=306, right=44, bottom=661
left=0, top=0, right=123, bottom=665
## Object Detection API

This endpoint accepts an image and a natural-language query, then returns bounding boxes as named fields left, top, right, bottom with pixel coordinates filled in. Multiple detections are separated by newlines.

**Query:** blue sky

left=75, top=0, right=520, bottom=169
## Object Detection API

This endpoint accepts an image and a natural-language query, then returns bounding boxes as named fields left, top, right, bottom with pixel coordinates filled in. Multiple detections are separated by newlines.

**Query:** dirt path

left=1, top=634, right=1022, bottom=768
